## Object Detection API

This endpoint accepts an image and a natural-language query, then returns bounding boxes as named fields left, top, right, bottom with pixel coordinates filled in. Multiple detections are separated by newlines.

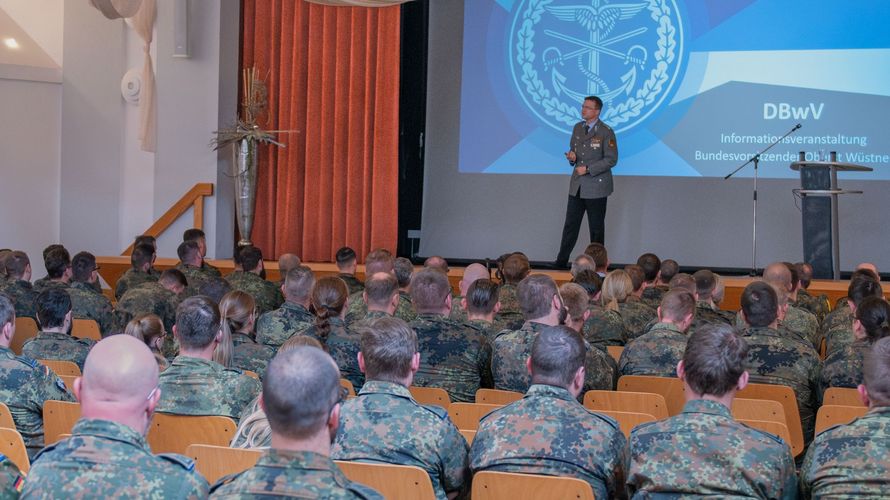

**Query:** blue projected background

left=458, top=0, right=890, bottom=178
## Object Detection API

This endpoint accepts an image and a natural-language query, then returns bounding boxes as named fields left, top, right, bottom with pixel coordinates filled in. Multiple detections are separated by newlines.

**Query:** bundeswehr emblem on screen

left=510, top=0, right=684, bottom=134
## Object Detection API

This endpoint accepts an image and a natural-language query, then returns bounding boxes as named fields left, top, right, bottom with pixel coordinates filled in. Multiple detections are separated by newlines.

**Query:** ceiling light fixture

left=3, top=38, right=19, bottom=49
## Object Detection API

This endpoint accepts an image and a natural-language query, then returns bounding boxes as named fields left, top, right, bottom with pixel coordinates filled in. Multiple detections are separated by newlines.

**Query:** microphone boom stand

left=724, top=123, right=802, bottom=276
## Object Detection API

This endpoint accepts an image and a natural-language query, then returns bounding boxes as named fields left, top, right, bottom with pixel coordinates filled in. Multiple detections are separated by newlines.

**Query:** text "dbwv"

left=763, top=102, right=824, bottom=120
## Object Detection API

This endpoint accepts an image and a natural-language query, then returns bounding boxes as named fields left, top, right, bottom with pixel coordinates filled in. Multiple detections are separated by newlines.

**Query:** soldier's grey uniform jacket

left=568, top=119, right=618, bottom=199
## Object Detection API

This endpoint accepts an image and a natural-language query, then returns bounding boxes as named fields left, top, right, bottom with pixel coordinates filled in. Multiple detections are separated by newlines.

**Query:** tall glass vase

left=233, top=136, right=258, bottom=247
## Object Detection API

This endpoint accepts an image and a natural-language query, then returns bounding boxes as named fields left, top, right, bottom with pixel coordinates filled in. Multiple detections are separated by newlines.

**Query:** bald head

left=857, top=263, right=880, bottom=281
left=460, top=263, right=490, bottom=295
left=763, top=262, right=792, bottom=291
left=78, top=335, right=159, bottom=423
left=278, top=253, right=301, bottom=274
left=424, top=255, right=449, bottom=273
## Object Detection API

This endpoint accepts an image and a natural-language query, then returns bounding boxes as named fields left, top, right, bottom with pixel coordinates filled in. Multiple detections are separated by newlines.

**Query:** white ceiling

left=0, top=0, right=62, bottom=69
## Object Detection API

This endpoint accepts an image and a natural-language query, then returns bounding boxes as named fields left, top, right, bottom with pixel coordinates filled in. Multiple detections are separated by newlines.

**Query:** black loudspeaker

left=800, top=166, right=834, bottom=279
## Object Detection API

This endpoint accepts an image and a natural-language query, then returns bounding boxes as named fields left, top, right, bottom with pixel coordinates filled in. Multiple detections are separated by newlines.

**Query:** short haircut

left=44, top=247, right=71, bottom=279
left=5, top=251, right=30, bottom=279
left=238, top=245, right=263, bottom=272
left=159, top=269, right=188, bottom=289
left=502, top=254, right=530, bottom=284
left=683, top=323, right=748, bottom=397
left=795, top=262, right=813, bottom=288
left=36, top=288, right=72, bottom=329
left=0, top=294, right=14, bottom=327
left=585, top=95, right=603, bottom=110
left=855, top=297, right=890, bottom=344
left=559, top=283, right=589, bottom=321
left=571, top=269, right=602, bottom=297
left=278, top=254, right=301, bottom=274
left=849, top=275, right=883, bottom=308
left=393, top=257, right=414, bottom=288
left=177, top=240, right=200, bottom=263
left=335, top=247, right=356, bottom=268
left=531, top=325, right=586, bottom=388
left=364, top=249, right=394, bottom=275
left=693, top=270, right=717, bottom=300
left=423, top=255, right=449, bottom=273
left=131, top=244, right=155, bottom=270
left=134, top=235, right=157, bottom=249
left=784, top=262, right=799, bottom=289
left=571, top=254, right=596, bottom=277
left=42, top=244, right=65, bottom=261
left=659, top=290, right=696, bottom=322
left=660, top=259, right=679, bottom=282
left=175, top=296, right=221, bottom=349
left=466, top=279, right=499, bottom=315
left=584, top=243, right=608, bottom=269
left=851, top=268, right=879, bottom=282
left=518, top=274, right=558, bottom=320
left=863, top=337, right=890, bottom=406
left=199, top=278, right=233, bottom=304
left=636, top=253, right=661, bottom=282
left=71, top=251, right=97, bottom=283
left=624, top=264, right=646, bottom=292
left=284, top=266, right=315, bottom=302
left=358, top=316, right=418, bottom=383
left=364, top=273, right=399, bottom=308
left=182, top=228, right=206, bottom=243
left=263, top=346, right=341, bottom=439
left=741, top=281, right=778, bottom=328
left=410, top=268, right=451, bottom=312
left=669, top=273, right=696, bottom=294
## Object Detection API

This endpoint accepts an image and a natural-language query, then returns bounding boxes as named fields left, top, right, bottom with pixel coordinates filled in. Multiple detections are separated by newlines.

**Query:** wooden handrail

left=121, top=183, right=214, bottom=256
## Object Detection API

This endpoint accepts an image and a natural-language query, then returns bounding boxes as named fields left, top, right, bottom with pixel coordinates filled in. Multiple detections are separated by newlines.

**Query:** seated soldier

left=821, top=297, right=890, bottom=392
left=740, top=281, right=821, bottom=444
left=351, top=273, right=400, bottom=326
left=255, top=266, right=316, bottom=349
left=762, top=262, right=819, bottom=349
left=574, top=269, right=627, bottom=350
left=68, top=252, right=114, bottom=336
left=345, top=249, right=415, bottom=324
left=114, top=243, right=159, bottom=300
left=301, top=277, right=364, bottom=391
left=115, top=269, right=186, bottom=358
left=691, top=269, right=734, bottom=328
left=0, top=294, right=74, bottom=458
left=472, top=325, right=626, bottom=499
left=175, top=240, right=214, bottom=294
left=601, top=269, right=654, bottom=341
left=225, top=245, right=284, bottom=315
left=199, top=277, right=232, bottom=304
left=33, top=246, right=71, bottom=293
left=495, top=253, right=529, bottom=330
left=0, top=250, right=38, bottom=319
left=570, top=253, right=596, bottom=278
left=821, top=268, right=879, bottom=335
left=493, top=274, right=614, bottom=393
left=584, top=242, right=609, bottom=278
left=333, top=317, right=469, bottom=500
left=22, top=335, right=208, bottom=497
left=336, top=246, right=364, bottom=295
left=408, top=268, right=491, bottom=403
left=794, top=261, right=829, bottom=323
left=463, top=279, right=501, bottom=344
left=124, top=314, right=169, bottom=370
left=393, top=256, right=415, bottom=306
left=801, top=336, right=890, bottom=497
left=23, top=288, right=95, bottom=370
left=627, top=324, right=796, bottom=498
left=449, top=263, right=489, bottom=323
left=182, top=228, right=221, bottom=277
left=156, top=296, right=260, bottom=422
left=559, top=282, right=591, bottom=334
left=277, top=253, right=301, bottom=281
left=210, top=346, right=382, bottom=498
left=824, top=273, right=883, bottom=355
left=637, top=253, right=664, bottom=308
left=619, top=290, right=695, bottom=378
left=218, top=291, right=274, bottom=379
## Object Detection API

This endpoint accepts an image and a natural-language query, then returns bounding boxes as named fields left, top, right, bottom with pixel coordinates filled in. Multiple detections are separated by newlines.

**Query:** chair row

left=12, top=317, right=101, bottom=355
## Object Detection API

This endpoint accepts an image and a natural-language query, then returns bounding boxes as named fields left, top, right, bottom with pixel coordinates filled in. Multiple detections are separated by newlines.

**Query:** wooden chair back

left=460, top=429, right=476, bottom=445
left=0, top=427, right=29, bottom=474
left=186, top=444, right=262, bottom=484
left=475, top=388, right=522, bottom=405
left=738, top=419, right=794, bottom=454
left=736, top=382, right=803, bottom=457
left=59, top=374, right=78, bottom=392
left=592, top=410, right=657, bottom=438
left=335, top=461, right=437, bottom=500
left=39, top=359, right=81, bottom=377
left=583, top=390, right=669, bottom=420
left=815, top=405, right=868, bottom=436
left=472, top=471, right=595, bottom=500
left=448, top=403, right=502, bottom=431
left=408, top=386, right=451, bottom=409
left=0, top=404, right=15, bottom=430
left=43, top=400, right=81, bottom=445
left=147, top=414, right=237, bottom=454
left=11, top=317, right=39, bottom=355
left=731, top=398, right=787, bottom=425
left=607, top=345, right=624, bottom=364
left=72, top=318, right=101, bottom=341
left=340, top=378, right=356, bottom=397
left=617, top=375, right=685, bottom=415
left=823, top=387, right=864, bottom=407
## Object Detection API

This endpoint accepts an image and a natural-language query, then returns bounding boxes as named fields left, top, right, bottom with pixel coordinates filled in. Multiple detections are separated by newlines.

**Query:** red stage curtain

left=241, top=0, right=400, bottom=262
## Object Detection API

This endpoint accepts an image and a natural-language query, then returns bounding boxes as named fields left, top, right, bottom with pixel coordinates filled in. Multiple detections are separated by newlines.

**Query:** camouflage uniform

left=349, top=310, right=391, bottom=331
left=494, top=284, right=524, bottom=330
left=783, top=304, right=820, bottom=350
left=640, top=285, right=668, bottom=310
left=345, top=292, right=415, bottom=325
left=583, top=305, right=628, bottom=350
left=0, top=346, right=74, bottom=457
left=303, top=318, right=364, bottom=391
left=0, top=280, right=38, bottom=319
left=332, top=381, right=469, bottom=500
left=734, top=312, right=813, bottom=349
left=470, top=384, right=627, bottom=500
left=618, top=322, right=686, bottom=378
left=157, top=356, right=261, bottom=422
left=32, top=279, right=67, bottom=294
left=201, top=261, right=222, bottom=278
left=800, top=405, right=890, bottom=498
left=113, top=281, right=178, bottom=335
left=0, top=456, right=23, bottom=498
left=796, top=288, right=829, bottom=324
left=409, top=313, right=492, bottom=403
left=692, top=301, right=734, bottom=330
left=820, top=339, right=869, bottom=394
left=22, top=331, right=95, bottom=371
left=67, top=281, right=114, bottom=336
left=113, top=268, right=158, bottom=300
left=627, top=399, right=797, bottom=498
left=22, top=419, right=208, bottom=498
left=394, top=291, right=417, bottom=323
left=741, top=325, right=822, bottom=443
left=449, top=295, right=467, bottom=323
left=493, top=321, right=615, bottom=394
left=826, top=326, right=856, bottom=357
left=231, top=332, right=274, bottom=380
left=175, top=263, right=216, bottom=296
left=255, top=302, right=315, bottom=349
left=210, top=449, right=382, bottom=499
left=821, top=303, right=852, bottom=342
left=466, top=319, right=501, bottom=346
left=339, top=273, right=364, bottom=296
left=225, top=271, right=284, bottom=315
left=617, top=299, right=656, bottom=341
